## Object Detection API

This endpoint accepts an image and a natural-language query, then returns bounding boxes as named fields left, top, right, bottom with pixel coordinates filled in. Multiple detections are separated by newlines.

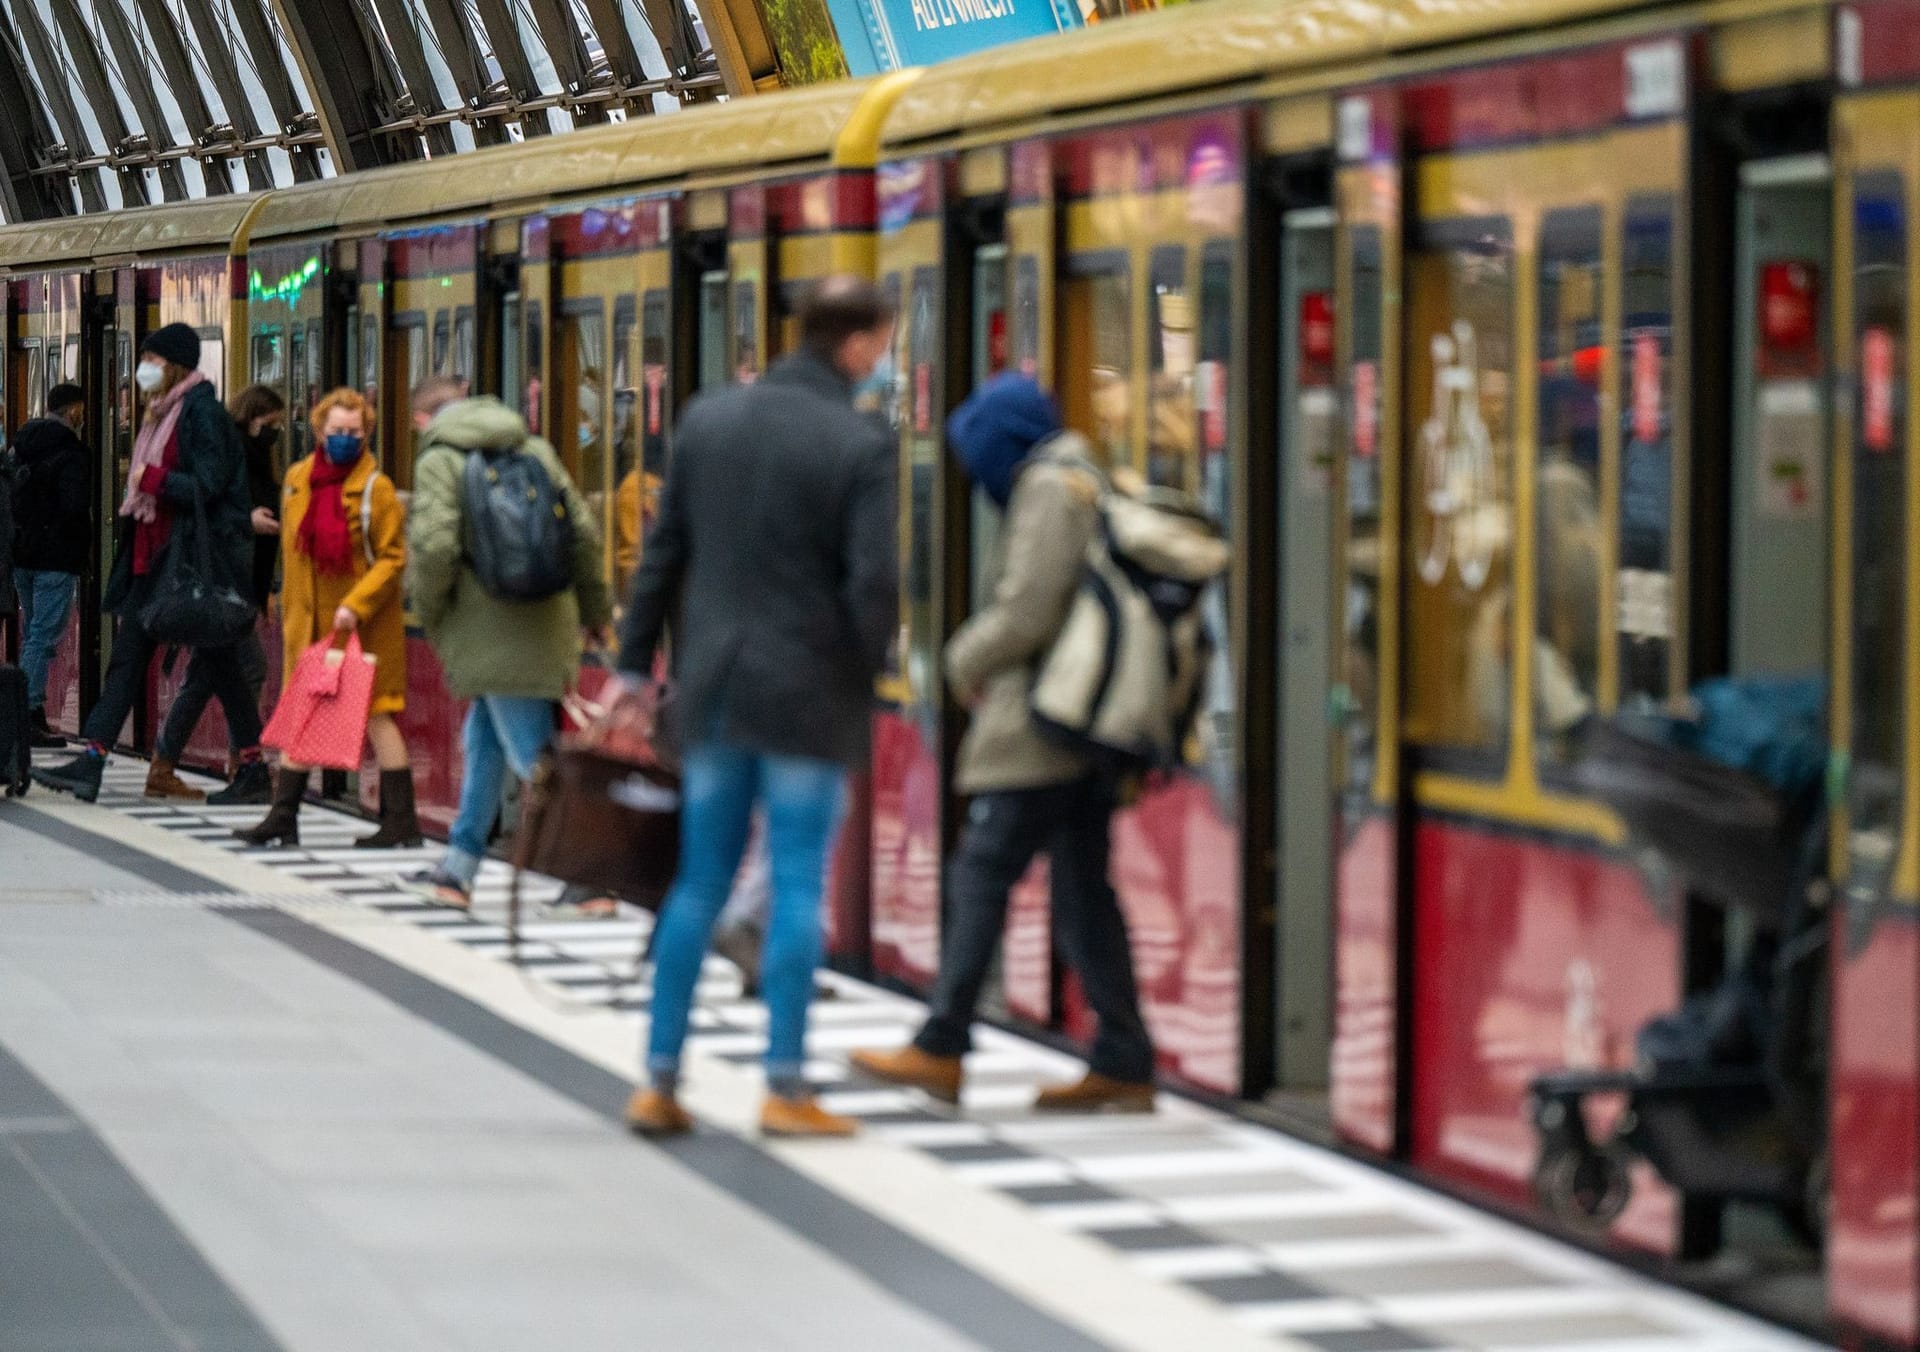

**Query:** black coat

left=10, top=414, right=91, bottom=575
left=103, top=381, right=253, bottom=617
left=619, top=349, right=896, bottom=767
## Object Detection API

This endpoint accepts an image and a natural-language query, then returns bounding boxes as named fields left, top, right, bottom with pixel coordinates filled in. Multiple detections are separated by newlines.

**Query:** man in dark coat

left=9, top=383, right=91, bottom=746
left=34, top=324, right=256, bottom=803
left=616, top=275, right=896, bottom=1140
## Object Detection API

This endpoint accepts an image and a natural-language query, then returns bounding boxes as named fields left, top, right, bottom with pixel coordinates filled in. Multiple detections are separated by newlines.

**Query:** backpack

left=460, top=445, right=575, bottom=601
left=1028, top=462, right=1230, bottom=770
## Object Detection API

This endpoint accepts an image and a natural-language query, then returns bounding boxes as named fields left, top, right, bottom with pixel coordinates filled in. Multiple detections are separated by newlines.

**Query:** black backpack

left=461, top=446, right=576, bottom=601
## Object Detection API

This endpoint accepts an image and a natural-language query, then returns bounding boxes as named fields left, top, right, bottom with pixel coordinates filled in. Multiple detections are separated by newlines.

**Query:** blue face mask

left=322, top=432, right=363, bottom=466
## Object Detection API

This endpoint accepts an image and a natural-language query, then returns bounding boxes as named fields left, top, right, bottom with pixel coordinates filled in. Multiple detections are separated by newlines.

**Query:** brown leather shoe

left=760, top=1095, right=859, bottom=1139
left=849, top=1045, right=963, bottom=1105
left=1032, top=1072, right=1156, bottom=1115
left=144, top=758, right=206, bottom=801
left=624, top=1088, right=693, bottom=1138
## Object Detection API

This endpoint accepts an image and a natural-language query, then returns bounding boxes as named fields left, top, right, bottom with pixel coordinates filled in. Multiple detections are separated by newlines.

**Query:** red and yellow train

left=4, top=1, right=1918, bottom=1344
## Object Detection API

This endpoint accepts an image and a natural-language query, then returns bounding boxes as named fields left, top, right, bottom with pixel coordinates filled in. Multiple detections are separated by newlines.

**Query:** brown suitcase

left=510, top=740, right=681, bottom=913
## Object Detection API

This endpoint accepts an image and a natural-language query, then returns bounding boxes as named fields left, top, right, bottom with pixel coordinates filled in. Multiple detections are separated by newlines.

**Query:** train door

left=1828, top=9, right=1920, bottom=1341
left=1272, top=203, right=1338, bottom=1103
left=79, top=273, right=124, bottom=724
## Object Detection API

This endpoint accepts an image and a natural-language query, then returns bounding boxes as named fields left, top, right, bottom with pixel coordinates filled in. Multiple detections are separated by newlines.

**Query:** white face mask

left=135, top=361, right=166, bottom=393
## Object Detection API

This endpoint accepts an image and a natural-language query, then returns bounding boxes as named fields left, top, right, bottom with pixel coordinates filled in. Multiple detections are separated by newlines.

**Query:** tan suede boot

left=849, top=1046, right=963, bottom=1105
left=760, top=1095, right=859, bottom=1139
left=624, top=1088, right=694, bottom=1138
left=144, top=758, right=206, bottom=801
left=1032, top=1072, right=1156, bottom=1115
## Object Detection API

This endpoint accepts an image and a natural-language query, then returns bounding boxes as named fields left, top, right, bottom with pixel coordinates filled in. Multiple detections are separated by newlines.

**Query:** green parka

left=406, top=398, right=612, bottom=701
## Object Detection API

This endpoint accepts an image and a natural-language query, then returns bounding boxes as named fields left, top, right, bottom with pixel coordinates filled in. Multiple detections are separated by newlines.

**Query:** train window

left=62, top=335, right=79, bottom=382
left=500, top=293, right=522, bottom=413
left=733, top=279, right=759, bottom=383
left=698, top=271, right=729, bottom=391
left=432, top=311, right=451, bottom=374
left=1061, top=260, right=1131, bottom=470
left=1342, top=226, right=1385, bottom=787
left=1012, top=254, right=1040, bottom=378
left=524, top=300, right=544, bottom=434
left=453, top=308, right=475, bottom=381
left=1845, top=171, right=1908, bottom=905
left=1404, top=216, right=1515, bottom=759
left=612, top=296, right=638, bottom=592
left=1148, top=246, right=1194, bottom=490
left=1535, top=206, right=1605, bottom=759
left=360, top=312, right=379, bottom=404
left=287, top=325, right=304, bottom=401
left=557, top=301, right=607, bottom=487
left=1619, top=198, right=1677, bottom=702
left=22, top=341, right=45, bottom=418
left=252, top=327, right=283, bottom=385
left=970, top=244, right=1010, bottom=608
left=904, top=266, right=942, bottom=709
left=197, top=334, right=225, bottom=399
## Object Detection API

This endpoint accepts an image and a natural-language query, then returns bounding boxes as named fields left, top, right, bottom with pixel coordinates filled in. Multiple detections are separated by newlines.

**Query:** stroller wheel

left=1534, top=1142, right=1634, bottom=1232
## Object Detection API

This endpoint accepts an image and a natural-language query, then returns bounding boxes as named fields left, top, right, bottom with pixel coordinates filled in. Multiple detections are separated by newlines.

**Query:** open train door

left=1828, top=4, right=1920, bottom=1344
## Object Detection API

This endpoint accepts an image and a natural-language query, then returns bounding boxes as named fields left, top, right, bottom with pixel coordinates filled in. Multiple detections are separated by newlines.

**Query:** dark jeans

left=914, top=776, right=1154, bottom=1084
left=155, top=631, right=267, bottom=760
left=83, top=613, right=263, bottom=754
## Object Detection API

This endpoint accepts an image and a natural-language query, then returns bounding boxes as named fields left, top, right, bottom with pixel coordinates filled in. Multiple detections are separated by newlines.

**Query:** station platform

left=1, top=752, right=1832, bottom=1352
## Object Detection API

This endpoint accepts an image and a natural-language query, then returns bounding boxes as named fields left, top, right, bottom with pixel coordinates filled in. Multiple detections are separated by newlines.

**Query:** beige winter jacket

left=948, top=432, right=1102, bottom=795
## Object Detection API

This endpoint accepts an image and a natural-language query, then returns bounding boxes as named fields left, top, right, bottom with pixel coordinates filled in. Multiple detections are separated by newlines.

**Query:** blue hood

left=947, top=373, right=1061, bottom=507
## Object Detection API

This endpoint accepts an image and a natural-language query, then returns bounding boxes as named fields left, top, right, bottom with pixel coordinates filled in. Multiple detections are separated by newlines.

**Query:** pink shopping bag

left=261, top=634, right=376, bottom=771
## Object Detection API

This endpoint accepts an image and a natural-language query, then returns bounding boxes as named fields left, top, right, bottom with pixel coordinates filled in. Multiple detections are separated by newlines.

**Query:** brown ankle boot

left=1032, top=1072, right=1155, bottom=1115
left=144, top=758, right=206, bottom=801
left=760, top=1094, right=859, bottom=1139
left=624, top=1088, right=694, bottom=1137
left=849, top=1046, right=964, bottom=1105
left=233, top=769, right=307, bottom=847
left=355, top=768, right=422, bottom=849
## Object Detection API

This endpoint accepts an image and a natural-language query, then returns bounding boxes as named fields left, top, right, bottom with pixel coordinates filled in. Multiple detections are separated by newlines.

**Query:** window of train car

left=1062, top=262, right=1131, bottom=471
left=1534, top=207, right=1606, bottom=760
left=388, top=315, right=429, bottom=483
left=1148, top=246, right=1194, bottom=491
left=699, top=272, right=730, bottom=391
left=558, top=299, right=608, bottom=489
left=1844, top=170, right=1909, bottom=905
left=360, top=314, right=379, bottom=406
left=524, top=302, right=544, bottom=434
left=501, top=294, right=522, bottom=414
left=1012, top=255, right=1041, bottom=378
left=454, top=308, right=475, bottom=382
left=1343, top=225, right=1386, bottom=785
left=1619, top=198, right=1678, bottom=703
left=433, top=313, right=451, bottom=376
left=1404, top=217, right=1515, bottom=760
left=733, top=279, right=760, bottom=383
left=903, top=266, right=942, bottom=709
left=253, top=328, right=283, bottom=388
left=612, top=295, right=638, bottom=591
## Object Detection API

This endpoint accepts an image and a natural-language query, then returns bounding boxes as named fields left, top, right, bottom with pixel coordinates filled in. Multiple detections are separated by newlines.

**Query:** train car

left=866, top=0, right=1920, bottom=1343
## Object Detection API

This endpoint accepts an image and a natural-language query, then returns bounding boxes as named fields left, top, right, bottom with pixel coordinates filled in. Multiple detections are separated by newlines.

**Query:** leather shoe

left=1032, top=1072, right=1155, bottom=1115
left=624, top=1088, right=694, bottom=1137
left=849, top=1045, right=963, bottom=1105
left=760, top=1095, right=858, bottom=1138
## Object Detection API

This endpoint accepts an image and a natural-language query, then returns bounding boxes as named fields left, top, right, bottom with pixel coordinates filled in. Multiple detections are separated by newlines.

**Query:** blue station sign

left=829, top=0, right=1080, bottom=74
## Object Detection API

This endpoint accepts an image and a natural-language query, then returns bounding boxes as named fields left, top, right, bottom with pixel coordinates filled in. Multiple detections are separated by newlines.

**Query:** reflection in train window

left=1062, top=262, right=1130, bottom=470
left=558, top=303, right=607, bottom=487
left=1148, top=246, right=1194, bottom=490
left=453, top=308, right=475, bottom=381
left=524, top=300, right=544, bottom=434
left=733, top=279, right=759, bottom=382
left=501, top=294, right=522, bottom=413
left=1535, top=206, right=1605, bottom=758
left=1619, top=199, right=1676, bottom=701
left=361, top=313, right=380, bottom=404
left=1846, top=171, right=1908, bottom=905
left=1404, top=217, right=1514, bottom=758
left=611, top=296, right=638, bottom=591
left=253, top=328, right=283, bottom=385
left=197, top=335, right=225, bottom=399
left=699, top=271, right=729, bottom=392
left=1013, top=254, right=1041, bottom=378
left=433, top=312, right=450, bottom=375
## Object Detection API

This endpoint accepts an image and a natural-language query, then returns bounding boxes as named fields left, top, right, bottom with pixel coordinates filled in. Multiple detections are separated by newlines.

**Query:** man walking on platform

left=617, top=276, right=896, bottom=1140
left=10, top=383, right=91, bottom=747
left=852, top=374, right=1157, bottom=1114
left=404, top=376, right=611, bottom=910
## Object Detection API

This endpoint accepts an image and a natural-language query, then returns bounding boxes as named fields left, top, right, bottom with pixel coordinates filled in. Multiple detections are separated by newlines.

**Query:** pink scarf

left=120, top=369, right=206, bottom=523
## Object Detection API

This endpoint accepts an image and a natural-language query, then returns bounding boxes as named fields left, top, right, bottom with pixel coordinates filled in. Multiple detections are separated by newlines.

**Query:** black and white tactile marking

left=60, top=752, right=1826, bottom=1352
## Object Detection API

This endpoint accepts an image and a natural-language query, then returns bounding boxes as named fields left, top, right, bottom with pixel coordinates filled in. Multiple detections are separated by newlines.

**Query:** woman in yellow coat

left=236, top=388, right=419, bottom=849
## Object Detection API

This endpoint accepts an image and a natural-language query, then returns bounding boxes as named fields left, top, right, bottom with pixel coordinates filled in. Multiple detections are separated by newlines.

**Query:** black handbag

left=139, top=484, right=256, bottom=648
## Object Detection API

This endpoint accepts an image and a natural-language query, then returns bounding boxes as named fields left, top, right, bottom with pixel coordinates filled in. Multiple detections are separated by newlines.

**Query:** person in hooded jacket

left=234, top=387, right=416, bottom=848
left=402, top=384, right=611, bottom=909
left=33, top=325, right=261, bottom=804
left=852, top=373, right=1157, bottom=1114
left=8, top=383, right=90, bottom=748
left=145, top=385, right=286, bottom=804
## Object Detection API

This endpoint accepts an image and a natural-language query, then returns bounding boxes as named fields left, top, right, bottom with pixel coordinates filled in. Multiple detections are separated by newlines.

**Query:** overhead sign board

left=827, top=0, right=1081, bottom=74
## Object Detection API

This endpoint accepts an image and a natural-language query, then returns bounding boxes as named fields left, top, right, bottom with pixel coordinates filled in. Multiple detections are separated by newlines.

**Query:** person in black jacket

left=145, top=384, right=286, bottom=804
left=34, top=324, right=260, bottom=804
left=10, top=383, right=91, bottom=748
left=615, top=275, right=897, bottom=1140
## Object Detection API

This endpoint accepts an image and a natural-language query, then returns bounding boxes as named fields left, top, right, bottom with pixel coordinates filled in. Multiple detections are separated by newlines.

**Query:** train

left=3, top=0, right=1917, bottom=1344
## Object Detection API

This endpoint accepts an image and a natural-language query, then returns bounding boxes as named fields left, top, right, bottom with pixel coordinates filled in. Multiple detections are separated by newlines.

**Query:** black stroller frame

left=1528, top=718, right=1831, bottom=1243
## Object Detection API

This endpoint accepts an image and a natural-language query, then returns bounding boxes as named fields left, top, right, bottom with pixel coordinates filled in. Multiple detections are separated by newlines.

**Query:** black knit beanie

left=141, top=322, right=201, bottom=371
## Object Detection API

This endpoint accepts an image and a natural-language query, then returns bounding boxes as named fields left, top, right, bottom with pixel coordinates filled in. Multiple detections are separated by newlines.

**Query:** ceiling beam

left=7, top=6, right=107, bottom=211
left=362, top=0, right=459, bottom=155
left=413, top=0, right=508, bottom=145
left=90, top=0, right=199, bottom=199
left=0, top=30, right=73, bottom=219
left=636, top=0, right=714, bottom=99
left=520, top=0, right=602, bottom=125
left=131, top=0, right=260, bottom=192
left=201, top=0, right=323, bottom=181
left=268, top=0, right=414, bottom=170
left=577, top=0, right=653, bottom=109
left=45, top=0, right=152, bottom=204
left=469, top=0, right=550, bottom=137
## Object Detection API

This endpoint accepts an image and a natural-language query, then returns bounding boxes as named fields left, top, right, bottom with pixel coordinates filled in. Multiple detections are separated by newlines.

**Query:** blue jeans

left=15, top=568, right=76, bottom=710
left=647, top=743, right=844, bottom=1097
left=443, top=696, right=556, bottom=887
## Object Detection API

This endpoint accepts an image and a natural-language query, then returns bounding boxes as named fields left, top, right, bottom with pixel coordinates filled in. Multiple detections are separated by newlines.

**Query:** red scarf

left=297, top=451, right=357, bottom=576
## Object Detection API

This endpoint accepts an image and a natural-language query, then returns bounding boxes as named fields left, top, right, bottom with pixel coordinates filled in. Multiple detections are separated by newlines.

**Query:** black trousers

left=914, top=776, right=1155, bottom=1083
left=155, top=630, right=267, bottom=760
left=82, top=613, right=264, bottom=754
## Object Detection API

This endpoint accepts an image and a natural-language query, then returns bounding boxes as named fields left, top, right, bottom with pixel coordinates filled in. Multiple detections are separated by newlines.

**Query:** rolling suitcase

left=0, top=663, right=28, bottom=797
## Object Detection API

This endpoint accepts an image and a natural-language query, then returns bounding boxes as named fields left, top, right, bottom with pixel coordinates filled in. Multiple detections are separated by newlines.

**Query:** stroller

left=1528, top=676, right=1830, bottom=1242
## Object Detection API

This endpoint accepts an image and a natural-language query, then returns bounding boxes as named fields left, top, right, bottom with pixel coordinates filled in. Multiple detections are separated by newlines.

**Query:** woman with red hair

left=237, top=388, right=417, bottom=848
